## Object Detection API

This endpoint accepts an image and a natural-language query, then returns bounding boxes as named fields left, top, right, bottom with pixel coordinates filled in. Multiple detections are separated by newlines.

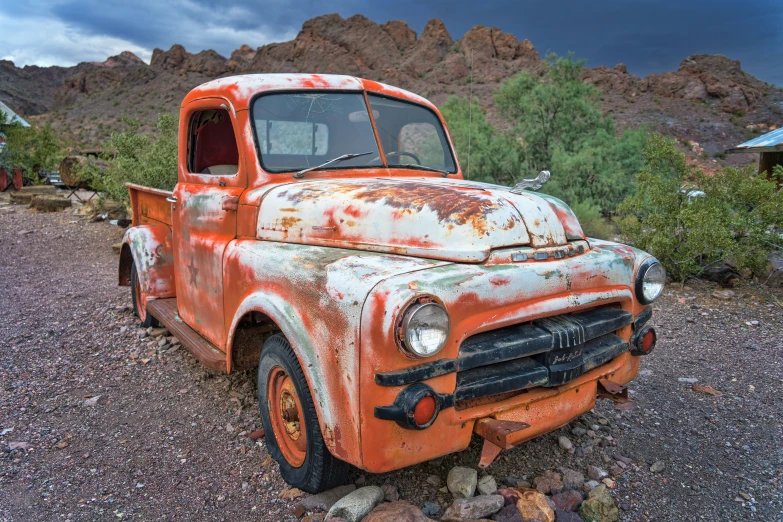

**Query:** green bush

left=84, top=114, right=178, bottom=204
left=617, top=133, right=783, bottom=281
left=0, top=110, right=65, bottom=180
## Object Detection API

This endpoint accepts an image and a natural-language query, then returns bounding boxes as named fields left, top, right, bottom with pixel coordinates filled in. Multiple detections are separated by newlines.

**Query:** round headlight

left=636, top=259, right=665, bottom=304
left=400, top=301, right=450, bottom=358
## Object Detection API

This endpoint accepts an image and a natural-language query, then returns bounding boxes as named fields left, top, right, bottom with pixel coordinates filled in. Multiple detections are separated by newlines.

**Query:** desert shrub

left=617, top=133, right=783, bottom=281
left=85, top=114, right=178, bottom=204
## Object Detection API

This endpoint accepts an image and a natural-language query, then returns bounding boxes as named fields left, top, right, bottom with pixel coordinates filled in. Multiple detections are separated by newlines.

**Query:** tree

left=440, top=54, right=646, bottom=237
left=440, top=97, right=521, bottom=185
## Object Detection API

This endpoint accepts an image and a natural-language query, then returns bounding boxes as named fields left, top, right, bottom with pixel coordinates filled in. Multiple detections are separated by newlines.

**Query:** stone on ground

left=363, top=500, right=432, bottom=521
left=325, top=486, right=384, bottom=522
left=491, top=504, right=524, bottom=521
left=650, top=461, right=665, bottom=473
left=578, top=485, right=617, bottom=522
left=586, top=466, right=607, bottom=481
left=478, top=474, right=498, bottom=495
left=559, top=468, right=585, bottom=491
left=447, top=466, right=478, bottom=498
left=558, top=436, right=573, bottom=451
left=381, top=484, right=399, bottom=502
left=301, top=484, right=357, bottom=512
left=515, top=488, right=555, bottom=522
left=551, top=490, right=583, bottom=512
left=533, top=470, right=563, bottom=494
left=421, top=501, right=440, bottom=517
left=442, top=494, right=504, bottom=521
left=555, top=509, right=585, bottom=522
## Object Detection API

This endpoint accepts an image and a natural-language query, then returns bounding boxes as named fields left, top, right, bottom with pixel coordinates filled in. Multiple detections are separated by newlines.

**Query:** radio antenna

left=467, top=48, right=474, bottom=179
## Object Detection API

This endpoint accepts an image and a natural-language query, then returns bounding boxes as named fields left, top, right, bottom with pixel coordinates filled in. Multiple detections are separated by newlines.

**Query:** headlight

left=636, top=258, right=665, bottom=304
left=399, top=300, right=450, bottom=358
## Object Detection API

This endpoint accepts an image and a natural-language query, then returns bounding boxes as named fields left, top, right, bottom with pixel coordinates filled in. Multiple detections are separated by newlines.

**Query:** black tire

left=130, top=262, right=159, bottom=328
left=258, top=334, right=349, bottom=493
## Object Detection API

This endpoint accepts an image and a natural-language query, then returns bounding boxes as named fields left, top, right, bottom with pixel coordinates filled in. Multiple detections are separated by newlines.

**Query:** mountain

left=1, top=13, right=781, bottom=166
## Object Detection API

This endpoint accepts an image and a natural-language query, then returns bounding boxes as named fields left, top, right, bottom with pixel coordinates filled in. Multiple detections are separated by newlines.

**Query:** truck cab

left=119, top=74, right=664, bottom=492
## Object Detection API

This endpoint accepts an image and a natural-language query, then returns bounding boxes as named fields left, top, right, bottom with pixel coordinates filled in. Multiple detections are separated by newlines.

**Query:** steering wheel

left=370, top=150, right=423, bottom=165
left=386, top=151, right=422, bottom=165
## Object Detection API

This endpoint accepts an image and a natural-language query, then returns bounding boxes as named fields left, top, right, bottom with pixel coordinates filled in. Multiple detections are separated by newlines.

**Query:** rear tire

left=130, top=262, right=158, bottom=328
left=258, top=334, right=349, bottom=493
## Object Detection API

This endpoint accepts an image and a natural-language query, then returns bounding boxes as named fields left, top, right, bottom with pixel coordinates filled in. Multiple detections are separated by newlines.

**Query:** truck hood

left=255, top=177, right=586, bottom=263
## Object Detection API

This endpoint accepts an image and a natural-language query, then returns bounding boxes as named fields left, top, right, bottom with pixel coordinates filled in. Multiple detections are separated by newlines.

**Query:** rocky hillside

left=2, top=14, right=781, bottom=165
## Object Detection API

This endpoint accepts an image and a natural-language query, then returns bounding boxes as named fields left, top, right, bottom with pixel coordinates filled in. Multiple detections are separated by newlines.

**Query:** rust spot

left=279, top=216, right=302, bottom=229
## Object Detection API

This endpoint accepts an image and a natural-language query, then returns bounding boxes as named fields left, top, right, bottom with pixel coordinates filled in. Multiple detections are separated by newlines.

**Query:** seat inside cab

left=189, top=109, right=239, bottom=175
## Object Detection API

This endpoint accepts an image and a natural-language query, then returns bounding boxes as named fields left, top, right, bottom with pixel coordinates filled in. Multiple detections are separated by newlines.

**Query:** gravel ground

left=1, top=203, right=782, bottom=521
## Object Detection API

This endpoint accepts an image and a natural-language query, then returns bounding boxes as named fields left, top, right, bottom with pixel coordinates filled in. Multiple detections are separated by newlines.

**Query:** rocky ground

left=1, top=200, right=782, bottom=521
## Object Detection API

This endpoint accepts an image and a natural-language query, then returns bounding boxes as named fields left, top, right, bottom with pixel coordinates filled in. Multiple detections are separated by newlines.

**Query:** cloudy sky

left=1, top=0, right=781, bottom=85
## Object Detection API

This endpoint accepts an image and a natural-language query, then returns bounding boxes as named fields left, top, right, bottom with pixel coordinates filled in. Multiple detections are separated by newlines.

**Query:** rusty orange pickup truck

left=119, top=74, right=664, bottom=492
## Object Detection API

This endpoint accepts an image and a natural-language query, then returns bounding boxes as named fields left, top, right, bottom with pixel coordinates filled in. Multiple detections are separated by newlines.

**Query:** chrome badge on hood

left=509, top=170, right=551, bottom=194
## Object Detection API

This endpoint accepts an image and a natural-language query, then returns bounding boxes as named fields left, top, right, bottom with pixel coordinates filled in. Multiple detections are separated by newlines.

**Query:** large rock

left=442, top=494, right=504, bottom=521
left=301, top=484, right=357, bottom=512
left=364, top=501, right=433, bottom=522
left=579, top=485, right=617, bottom=522
left=515, top=489, right=555, bottom=522
left=325, top=486, right=384, bottom=522
left=447, top=466, right=478, bottom=498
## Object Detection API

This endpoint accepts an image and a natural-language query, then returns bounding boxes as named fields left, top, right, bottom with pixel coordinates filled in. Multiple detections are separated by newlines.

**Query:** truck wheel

left=130, top=262, right=158, bottom=327
left=258, top=334, right=349, bottom=493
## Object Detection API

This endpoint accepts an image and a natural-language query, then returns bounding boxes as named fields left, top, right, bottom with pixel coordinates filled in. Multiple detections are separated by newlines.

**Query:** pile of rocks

left=294, top=464, right=619, bottom=522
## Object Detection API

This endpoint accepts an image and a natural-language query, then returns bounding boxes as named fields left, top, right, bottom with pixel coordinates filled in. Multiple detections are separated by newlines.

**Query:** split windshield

left=251, top=91, right=456, bottom=174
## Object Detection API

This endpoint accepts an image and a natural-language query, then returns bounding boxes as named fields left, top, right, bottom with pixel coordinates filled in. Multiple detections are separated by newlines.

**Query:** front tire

left=130, top=262, right=158, bottom=328
left=258, top=334, right=349, bottom=493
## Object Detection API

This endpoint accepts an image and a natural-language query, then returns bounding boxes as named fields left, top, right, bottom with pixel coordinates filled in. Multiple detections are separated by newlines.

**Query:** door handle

left=222, top=195, right=240, bottom=211
left=166, top=196, right=178, bottom=203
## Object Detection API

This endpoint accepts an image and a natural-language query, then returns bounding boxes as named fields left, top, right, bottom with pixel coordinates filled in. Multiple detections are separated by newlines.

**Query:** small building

left=726, top=127, right=783, bottom=183
left=0, top=100, right=31, bottom=127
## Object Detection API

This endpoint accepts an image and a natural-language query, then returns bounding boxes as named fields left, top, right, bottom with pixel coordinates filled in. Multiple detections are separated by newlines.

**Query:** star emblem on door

left=187, top=259, right=199, bottom=286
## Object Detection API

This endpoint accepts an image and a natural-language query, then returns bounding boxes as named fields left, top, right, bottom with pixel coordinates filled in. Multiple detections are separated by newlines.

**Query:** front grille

left=453, top=307, right=632, bottom=402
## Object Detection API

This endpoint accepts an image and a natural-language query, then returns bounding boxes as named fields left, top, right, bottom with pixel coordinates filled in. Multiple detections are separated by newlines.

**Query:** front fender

left=120, top=224, right=176, bottom=298
left=222, top=239, right=448, bottom=468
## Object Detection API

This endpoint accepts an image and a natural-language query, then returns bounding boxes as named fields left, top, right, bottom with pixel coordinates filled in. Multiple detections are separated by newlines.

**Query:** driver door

left=172, top=98, right=246, bottom=349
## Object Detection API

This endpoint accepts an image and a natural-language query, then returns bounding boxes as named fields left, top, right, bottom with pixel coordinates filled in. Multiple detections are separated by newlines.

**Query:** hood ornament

left=509, top=170, right=550, bottom=194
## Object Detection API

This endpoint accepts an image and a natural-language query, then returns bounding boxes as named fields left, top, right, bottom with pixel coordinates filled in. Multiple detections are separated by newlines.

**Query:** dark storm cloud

left=1, top=0, right=780, bottom=85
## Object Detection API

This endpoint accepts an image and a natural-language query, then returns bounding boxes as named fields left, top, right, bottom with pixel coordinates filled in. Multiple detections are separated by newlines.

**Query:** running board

left=146, top=298, right=226, bottom=372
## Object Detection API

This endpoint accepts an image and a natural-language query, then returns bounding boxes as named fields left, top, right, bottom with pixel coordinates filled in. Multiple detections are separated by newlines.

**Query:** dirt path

left=1, top=205, right=781, bottom=521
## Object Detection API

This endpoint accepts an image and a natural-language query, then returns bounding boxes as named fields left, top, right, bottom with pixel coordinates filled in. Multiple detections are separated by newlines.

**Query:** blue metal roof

left=0, top=100, right=31, bottom=127
left=728, top=127, right=783, bottom=153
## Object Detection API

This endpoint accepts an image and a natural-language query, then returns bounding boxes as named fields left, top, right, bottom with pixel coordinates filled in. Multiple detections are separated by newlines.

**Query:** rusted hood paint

left=255, top=178, right=585, bottom=263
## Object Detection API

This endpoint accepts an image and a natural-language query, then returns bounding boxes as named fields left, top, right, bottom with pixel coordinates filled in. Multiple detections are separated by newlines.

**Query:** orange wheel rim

left=134, top=275, right=146, bottom=321
left=267, top=366, right=307, bottom=467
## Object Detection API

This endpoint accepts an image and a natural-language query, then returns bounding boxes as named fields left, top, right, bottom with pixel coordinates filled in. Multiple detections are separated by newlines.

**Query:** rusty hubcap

left=267, top=366, right=307, bottom=467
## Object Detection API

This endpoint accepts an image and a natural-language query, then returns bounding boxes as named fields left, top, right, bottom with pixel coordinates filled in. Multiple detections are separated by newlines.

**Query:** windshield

left=251, top=91, right=456, bottom=174
left=252, top=92, right=381, bottom=172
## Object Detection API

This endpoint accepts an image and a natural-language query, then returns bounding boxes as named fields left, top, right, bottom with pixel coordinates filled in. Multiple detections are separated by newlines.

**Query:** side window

left=188, top=109, right=239, bottom=175
left=399, top=123, right=445, bottom=169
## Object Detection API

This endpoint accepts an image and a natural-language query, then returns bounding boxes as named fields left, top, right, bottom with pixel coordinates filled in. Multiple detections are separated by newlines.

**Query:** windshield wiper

left=392, top=164, right=451, bottom=177
left=293, top=151, right=374, bottom=179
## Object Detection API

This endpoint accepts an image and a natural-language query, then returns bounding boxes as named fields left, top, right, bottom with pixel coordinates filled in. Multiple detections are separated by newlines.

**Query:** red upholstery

left=193, top=113, right=239, bottom=174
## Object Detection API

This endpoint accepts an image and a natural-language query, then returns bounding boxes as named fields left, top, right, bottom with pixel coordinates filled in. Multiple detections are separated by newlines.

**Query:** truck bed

left=126, top=182, right=173, bottom=227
